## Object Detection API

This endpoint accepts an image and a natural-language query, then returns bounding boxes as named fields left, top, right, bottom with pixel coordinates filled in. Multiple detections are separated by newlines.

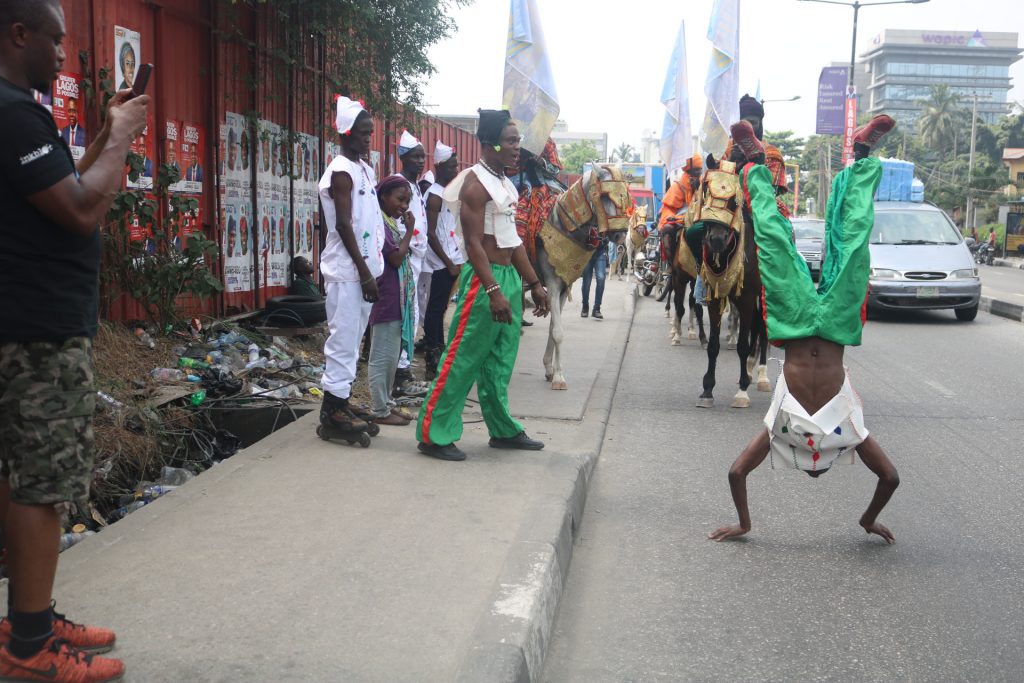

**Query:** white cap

left=398, top=130, right=422, bottom=156
left=434, top=141, right=455, bottom=165
left=334, top=95, right=364, bottom=135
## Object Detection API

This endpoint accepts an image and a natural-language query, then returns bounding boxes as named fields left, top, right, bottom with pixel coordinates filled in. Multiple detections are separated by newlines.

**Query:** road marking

left=924, top=380, right=955, bottom=399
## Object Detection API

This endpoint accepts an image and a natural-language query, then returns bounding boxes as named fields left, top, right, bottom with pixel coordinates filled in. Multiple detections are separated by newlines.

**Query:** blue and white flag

left=502, top=0, right=559, bottom=155
left=660, top=19, right=693, bottom=173
left=699, top=0, right=741, bottom=158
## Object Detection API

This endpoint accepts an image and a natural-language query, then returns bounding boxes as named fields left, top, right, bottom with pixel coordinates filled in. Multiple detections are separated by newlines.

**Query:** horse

left=668, top=160, right=769, bottom=408
left=517, top=161, right=632, bottom=390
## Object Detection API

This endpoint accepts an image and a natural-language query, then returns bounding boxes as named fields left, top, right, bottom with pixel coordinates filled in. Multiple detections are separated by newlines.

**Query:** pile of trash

left=148, top=328, right=326, bottom=405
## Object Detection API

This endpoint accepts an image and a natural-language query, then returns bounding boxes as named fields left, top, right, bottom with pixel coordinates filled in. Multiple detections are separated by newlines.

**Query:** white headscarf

left=434, top=141, right=455, bottom=165
left=334, top=95, right=365, bottom=135
left=397, top=130, right=422, bottom=156
left=421, top=170, right=435, bottom=185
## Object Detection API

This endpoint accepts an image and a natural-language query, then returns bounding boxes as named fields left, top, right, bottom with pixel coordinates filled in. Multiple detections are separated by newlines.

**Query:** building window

left=1017, top=171, right=1024, bottom=183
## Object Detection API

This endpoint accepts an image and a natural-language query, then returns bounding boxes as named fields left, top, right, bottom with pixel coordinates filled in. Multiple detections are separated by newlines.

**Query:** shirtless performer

left=709, top=114, right=900, bottom=544
left=416, top=109, right=551, bottom=461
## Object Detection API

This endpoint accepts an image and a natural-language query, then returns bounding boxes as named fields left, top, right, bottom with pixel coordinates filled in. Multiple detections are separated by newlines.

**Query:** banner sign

left=816, top=66, right=848, bottom=136
left=841, top=88, right=858, bottom=167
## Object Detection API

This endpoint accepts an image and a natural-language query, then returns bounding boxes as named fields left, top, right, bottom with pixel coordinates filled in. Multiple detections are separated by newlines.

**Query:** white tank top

left=318, top=155, right=385, bottom=283
left=443, top=163, right=522, bottom=250
left=424, top=182, right=465, bottom=270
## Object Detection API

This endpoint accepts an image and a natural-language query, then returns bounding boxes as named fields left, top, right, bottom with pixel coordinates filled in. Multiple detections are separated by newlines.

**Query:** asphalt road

left=981, top=262, right=1024, bottom=305
left=543, top=296, right=1024, bottom=682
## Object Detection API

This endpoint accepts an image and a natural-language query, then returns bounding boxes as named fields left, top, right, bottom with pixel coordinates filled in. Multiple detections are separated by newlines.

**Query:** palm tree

left=917, top=85, right=962, bottom=157
left=612, top=142, right=635, bottom=163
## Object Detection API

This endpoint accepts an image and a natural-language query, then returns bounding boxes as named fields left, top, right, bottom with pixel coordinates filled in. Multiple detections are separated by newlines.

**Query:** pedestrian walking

left=0, top=1, right=149, bottom=679
left=415, top=109, right=550, bottom=462
left=580, top=239, right=608, bottom=320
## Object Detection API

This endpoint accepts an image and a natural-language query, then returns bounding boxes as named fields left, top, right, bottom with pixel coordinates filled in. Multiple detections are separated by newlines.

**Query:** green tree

left=612, top=142, right=635, bottom=163
left=764, top=130, right=805, bottom=161
left=560, top=140, right=600, bottom=175
left=917, top=85, right=964, bottom=158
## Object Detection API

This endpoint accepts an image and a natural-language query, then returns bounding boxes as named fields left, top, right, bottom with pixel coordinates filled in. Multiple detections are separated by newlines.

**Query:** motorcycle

left=974, top=240, right=995, bottom=266
left=634, top=230, right=662, bottom=297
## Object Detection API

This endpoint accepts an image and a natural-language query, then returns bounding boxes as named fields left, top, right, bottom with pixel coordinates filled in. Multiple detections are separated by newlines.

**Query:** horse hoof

left=727, top=341, right=737, bottom=350
left=665, top=310, right=671, bottom=318
left=551, top=380, right=568, bottom=391
left=544, top=374, right=553, bottom=382
left=696, top=397, right=714, bottom=409
left=671, top=337, right=681, bottom=346
left=688, top=331, right=697, bottom=340
left=731, top=393, right=750, bottom=409
left=757, top=380, right=772, bottom=393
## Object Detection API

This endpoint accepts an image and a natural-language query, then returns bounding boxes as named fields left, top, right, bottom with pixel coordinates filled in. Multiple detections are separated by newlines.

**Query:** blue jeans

left=581, top=247, right=608, bottom=311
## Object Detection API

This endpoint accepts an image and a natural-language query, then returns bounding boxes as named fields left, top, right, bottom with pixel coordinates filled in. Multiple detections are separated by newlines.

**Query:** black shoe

left=581, top=308, right=589, bottom=318
left=418, top=441, right=467, bottom=461
left=592, top=309, right=603, bottom=320
left=521, top=319, right=534, bottom=327
left=489, top=431, right=545, bottom=451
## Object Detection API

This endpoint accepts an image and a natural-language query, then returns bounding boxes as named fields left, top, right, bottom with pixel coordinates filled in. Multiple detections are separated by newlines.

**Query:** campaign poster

left=270, top=198, right=289, bottom=287
left=324, top=141, right=340, bottom=173
left=114, top=26, right=141, bottom=93
left=51, top=73, right=86, bottom=161
left=220, top=113, right=253, bottom=292
left=256, top=199, right=274, bottom=289
left=170, top=121, right=204, bottom=194
left=126, top=112, right=156, bottom=190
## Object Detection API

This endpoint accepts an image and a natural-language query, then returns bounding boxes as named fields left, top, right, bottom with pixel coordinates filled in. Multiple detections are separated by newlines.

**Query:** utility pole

left=966, top=92, right=990, bottom=230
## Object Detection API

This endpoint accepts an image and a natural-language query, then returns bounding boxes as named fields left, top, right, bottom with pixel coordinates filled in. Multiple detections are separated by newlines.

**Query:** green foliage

left=916, top=85, right=967, bottom=157
left=764, top=130, right=805, bottom=161
left=560, top=140, right=600, bottom=175
left=102, top=161, right=223, bottom=329
left=612, top=142, right=636, bottom=163
left=230, top=0, right=473, bottom=121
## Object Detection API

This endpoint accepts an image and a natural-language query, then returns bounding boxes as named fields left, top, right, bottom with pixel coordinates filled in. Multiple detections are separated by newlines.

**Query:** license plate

left=917, top=286, right=940, bottom=298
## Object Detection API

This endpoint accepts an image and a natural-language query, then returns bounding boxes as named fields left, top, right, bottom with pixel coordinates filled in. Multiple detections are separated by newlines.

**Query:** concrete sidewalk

left=983, top=257, right=1024, bottom=322
left=29, top=278, right=637, bottom=683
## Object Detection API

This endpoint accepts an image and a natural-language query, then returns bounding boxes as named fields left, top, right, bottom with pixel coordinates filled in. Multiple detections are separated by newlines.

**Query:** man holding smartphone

left=0, top=1, right=149, bottom=680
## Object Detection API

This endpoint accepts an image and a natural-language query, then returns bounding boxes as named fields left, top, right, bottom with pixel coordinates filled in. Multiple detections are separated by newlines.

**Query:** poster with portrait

left=114, top=26, right=141, bottom=93
left=51, top=73, right=86, bottom=161
left=269, top=197, right=289, bottom=287
left=171, top=121, right=204, bottom=195
left=220, top=113, right=253, bottom=292
left=126, top=111, right=155, bottom=190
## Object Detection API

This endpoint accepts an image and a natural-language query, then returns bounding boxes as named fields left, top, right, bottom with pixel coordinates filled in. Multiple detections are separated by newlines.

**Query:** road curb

left=980, top=295, right=1024, bottom=323
left=992, top=257, right=1024, bottom=270
left=455, top=283, right=639, bottom=683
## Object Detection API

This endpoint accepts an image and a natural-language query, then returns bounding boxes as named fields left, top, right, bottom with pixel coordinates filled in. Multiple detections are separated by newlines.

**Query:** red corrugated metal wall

left=62, top=0, right=479, bottom=321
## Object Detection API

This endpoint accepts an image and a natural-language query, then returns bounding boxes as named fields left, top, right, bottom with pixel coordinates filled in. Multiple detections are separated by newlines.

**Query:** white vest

left=319, top=156, right=384, bottom=283
left=424, top=182, right=465, bottom=270
left=443, top=164, right=522, bottom=250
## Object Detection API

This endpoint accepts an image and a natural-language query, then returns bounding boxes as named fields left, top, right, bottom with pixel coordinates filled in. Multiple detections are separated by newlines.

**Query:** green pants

left=416, top=263, right=524, bottom=446
left=743, top=157, right=882, bottom=347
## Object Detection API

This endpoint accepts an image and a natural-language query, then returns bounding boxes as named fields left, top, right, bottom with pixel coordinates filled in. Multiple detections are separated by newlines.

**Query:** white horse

left=527, top=165, right=632, bottom=390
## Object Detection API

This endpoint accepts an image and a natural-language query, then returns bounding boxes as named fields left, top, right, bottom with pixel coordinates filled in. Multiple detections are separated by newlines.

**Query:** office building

left=860, top=29, right=1022, bottom=128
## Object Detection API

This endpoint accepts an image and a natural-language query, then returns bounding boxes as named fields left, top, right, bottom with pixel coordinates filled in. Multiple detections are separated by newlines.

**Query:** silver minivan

left=867, top=201, right=981, bottom=321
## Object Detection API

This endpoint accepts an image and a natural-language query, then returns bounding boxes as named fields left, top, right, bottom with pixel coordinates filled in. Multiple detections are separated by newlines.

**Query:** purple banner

left=816, top=66, right=849, bottom=136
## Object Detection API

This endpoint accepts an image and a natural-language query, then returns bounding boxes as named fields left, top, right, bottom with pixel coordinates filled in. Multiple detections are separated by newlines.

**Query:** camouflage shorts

left=0, top=337, right=95, bottom=505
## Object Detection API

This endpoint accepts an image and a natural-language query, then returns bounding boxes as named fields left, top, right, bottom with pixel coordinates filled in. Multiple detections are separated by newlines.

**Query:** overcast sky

left=426, top=0, right=1024, bottom=152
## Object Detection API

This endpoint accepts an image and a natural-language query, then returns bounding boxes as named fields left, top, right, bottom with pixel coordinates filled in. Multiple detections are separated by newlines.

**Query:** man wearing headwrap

left=724, top=94, right=790, bottom=202
left=709, top=115, right=901, bottom=544
left=392, top=130, right=431, bottom=396
left=318, top=96, right=385, bottom=436
left=416, top=110, right=551, bottom=462
left=658, top=154, right=703, bottom=228
left=422, top=141, right=465, bottom=378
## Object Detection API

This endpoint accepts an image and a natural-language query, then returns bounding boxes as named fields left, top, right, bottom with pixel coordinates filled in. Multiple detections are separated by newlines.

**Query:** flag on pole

left=699, top=0, right=741, bottom=158
left=502, top=0, right=559, bottom=156
left=660, top=19, right=693, bottom=173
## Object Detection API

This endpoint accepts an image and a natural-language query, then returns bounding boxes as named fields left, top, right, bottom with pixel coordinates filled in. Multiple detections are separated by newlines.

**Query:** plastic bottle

left=247, top=343, right=260, bottom=363
left=245, top=357, right=268, bottom=371
left=151, top=368, right=185, bottom=381
left=96, top=391, right=123, bottom=409
left=109, top=500, right=146, bottom=521
left=59, top=531, right=96, bottom=552
left=138, top=485, right=177, bottom=502
left=190, top=390, right=206, bottom=406
left=206, top=350, right=224, bottom=364
left=135, top=328, right=155, bottom=349
left=309, top=387, right=324, bottom=399
left=186, top=374, right=202, bottom=383
left=179, top=357, right=211, bottom=370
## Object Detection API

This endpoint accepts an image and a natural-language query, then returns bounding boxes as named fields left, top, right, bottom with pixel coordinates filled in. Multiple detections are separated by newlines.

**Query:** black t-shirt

left=0, top=77, right=100, bottom=342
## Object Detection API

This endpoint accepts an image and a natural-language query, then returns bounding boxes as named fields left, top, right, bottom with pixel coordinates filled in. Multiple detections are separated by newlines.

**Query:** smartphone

left=131, top=63, right=154, bottom=98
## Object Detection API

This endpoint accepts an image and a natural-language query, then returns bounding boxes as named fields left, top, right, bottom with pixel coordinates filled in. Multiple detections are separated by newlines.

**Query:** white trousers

left=322, top=280, right=372, bottom=399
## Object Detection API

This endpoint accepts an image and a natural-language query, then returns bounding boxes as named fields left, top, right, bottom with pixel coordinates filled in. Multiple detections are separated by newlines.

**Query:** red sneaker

left=0, top=608, right=115, bottom=655
left=0, top=637, right=124, bottom=682
left=729, top=120, right=765, bottom=160
left=853, top=114, right=896, bottom=148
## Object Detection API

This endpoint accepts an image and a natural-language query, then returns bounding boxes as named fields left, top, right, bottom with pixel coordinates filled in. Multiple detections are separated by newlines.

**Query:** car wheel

left=954, top=303, right=978, bottom=322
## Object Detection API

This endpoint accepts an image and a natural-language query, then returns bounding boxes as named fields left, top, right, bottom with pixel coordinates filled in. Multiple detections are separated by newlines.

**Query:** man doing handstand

left=709, top=114, right=900, bottom=544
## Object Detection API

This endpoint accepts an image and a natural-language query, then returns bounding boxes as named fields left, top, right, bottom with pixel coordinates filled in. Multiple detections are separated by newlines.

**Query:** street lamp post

left=798, top=0, right=931, bottom=164
left=760, top=95, right=802, bottom=104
